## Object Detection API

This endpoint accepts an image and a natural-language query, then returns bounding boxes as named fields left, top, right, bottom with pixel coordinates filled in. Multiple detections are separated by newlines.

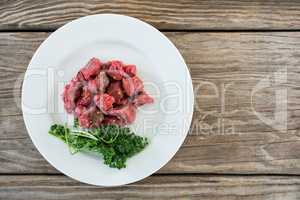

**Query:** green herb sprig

left=49, top=123, right=148, bottom=169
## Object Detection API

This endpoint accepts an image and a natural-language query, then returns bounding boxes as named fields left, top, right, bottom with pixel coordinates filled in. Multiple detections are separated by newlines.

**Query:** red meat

left=96, top=71, right=110, bottom=92
left=102, top=116, right=125, bottom=126
left=91, top=108, right=104, bottom=127
left=94, top=93, right=115, bottom=113
left=133, top=92, right=154, bottom=106
left=74, top=71, right=85, bottom=82
left=123, top=64, right=136, bottom=77
left=107, top=81, right=124, bottom=104
left=108, top=104, right=136, bottom=124
left=87, top=72, right=109, bottom=93
left=122, top=76, right=144, bottom=97
left=78, top=106, right=104, bottom=128
left=80, top=58, right=101, bottom=80
left=106, top=60, right=125, bottom=80
left=63, top=58, right=154, bottom=128
left=118, top=98, right=129, bottom=106
left=101, top=62, right=111, bottom=70
left=87, top=79, right=98, bottom=93
left=78, top=114, right=91, bottom=128
left=77, top=86, right=92, bottom=106
left=63, top=80, right=82, bottom=113
left=74, top=105, right=86, bottom=117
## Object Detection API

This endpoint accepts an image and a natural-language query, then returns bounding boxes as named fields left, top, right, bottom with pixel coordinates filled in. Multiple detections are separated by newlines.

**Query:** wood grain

left=1, top=123, right=300, bottom=174
left=1, top=175, right=300, bottom=200
left=1, top=0, right=300, bottom=30
left=0, top=32, right=300, bottom=174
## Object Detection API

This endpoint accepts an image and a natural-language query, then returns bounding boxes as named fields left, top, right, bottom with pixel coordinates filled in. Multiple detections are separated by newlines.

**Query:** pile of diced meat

left=63, top=58, right=154, bottom=128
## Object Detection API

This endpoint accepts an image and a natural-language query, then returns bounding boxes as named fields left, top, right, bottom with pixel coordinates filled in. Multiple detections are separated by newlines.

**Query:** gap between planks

left=2, top=173, right=300, bottom=177
left=2, top=29, right=300, bottom=33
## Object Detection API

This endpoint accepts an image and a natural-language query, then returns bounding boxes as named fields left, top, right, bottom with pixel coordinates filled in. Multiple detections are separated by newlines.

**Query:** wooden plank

left=1, top=121, right=300, bottom=174
left=1, top=0, right=300, bottom=30
left=1, top=175, right=300, bottom=200
left=0, top=32, right=300, bottom=174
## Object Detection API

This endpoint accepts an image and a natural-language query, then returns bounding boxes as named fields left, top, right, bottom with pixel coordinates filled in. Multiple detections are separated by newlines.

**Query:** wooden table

left=1, top=1, right=300, bottom=199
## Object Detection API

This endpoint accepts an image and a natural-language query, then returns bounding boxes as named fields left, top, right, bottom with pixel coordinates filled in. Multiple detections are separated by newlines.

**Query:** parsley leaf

left=48, top=124, right=148, bottom=169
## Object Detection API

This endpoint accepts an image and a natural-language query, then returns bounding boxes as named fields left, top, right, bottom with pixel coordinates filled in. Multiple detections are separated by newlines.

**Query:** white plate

left=22, top=14, right=194, bottom=186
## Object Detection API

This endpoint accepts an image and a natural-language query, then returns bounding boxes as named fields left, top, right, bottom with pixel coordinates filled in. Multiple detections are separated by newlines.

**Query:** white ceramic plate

left=22, top=14, right=194, bottom=186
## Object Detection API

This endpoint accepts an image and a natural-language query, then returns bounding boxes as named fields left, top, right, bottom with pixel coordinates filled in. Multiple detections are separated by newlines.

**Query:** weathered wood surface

left=1, top=0, right=300, bottom=30
left=1, top=175, right=300, bottom=200
left=2, top=125, right=300, bottom=174
left=0, top=32, right=300, bottom=174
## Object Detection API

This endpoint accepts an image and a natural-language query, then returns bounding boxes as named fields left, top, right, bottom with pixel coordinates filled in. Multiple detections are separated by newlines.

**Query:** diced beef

left=74, top=105, right=86, bottom=117
left=133, top=92, right=154, bottom=106
left=63, top=58, right=154, bottom=128
left=77, top=106, right=104, bottom=128
left=78, top=114, right=91, bottom=128
left=102, top=116, right=125, bottom=126
left=91, top=108, right=104, bottom=127
left=74, top=71, right=85, bottom=82
left=87, top=71, right=109, bottom=93
left=123, top=64, right=136, bottom=77
left=118, top=98, right=129, bottom=106
left=96, top=71, right=110, bottom=92
left=107, top=81, right=124, bottom=104
left=77, top=86, right=92, bottom=106
left=107, top=104, right=136, bottom=124
left=122, top=76, right=144, bottom=97
left=106, top=60, right=125, bottom=80
left=94, top=93, right=115, bottom=113
left=87, top=79, right=98, bottom=93
left=80, top=58, right=101, bottom=80
left=101, top=62, right=111, bottom=70
left=63, top=80, right=82, bottom=113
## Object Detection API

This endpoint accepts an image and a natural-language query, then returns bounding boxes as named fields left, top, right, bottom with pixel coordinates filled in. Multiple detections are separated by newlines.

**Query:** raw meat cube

left=123, top=64, right=136, bottom=77
left=133, top=92, right=154, bottom=106
left=122, top=76, right=144, bottom=97
left=78, top=106, right=104, bottom=128
left=106, top=60, right=125, bottom=80
left=87, top=79, right=98, bottom=93
left=108, top=104, right=136, bottom=124
left=80, top=58, right=101, bottom=80
left=94, top=93, right=115, bottom=113
left=63, top=80, right=82, bottom=113
left=107, top=81, right=124, bottom=104
left=96, top=71, right=110, bottom=92
left=102, top=116, right=125, bottom=126
left=77, top=86, right=92, bottom=106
